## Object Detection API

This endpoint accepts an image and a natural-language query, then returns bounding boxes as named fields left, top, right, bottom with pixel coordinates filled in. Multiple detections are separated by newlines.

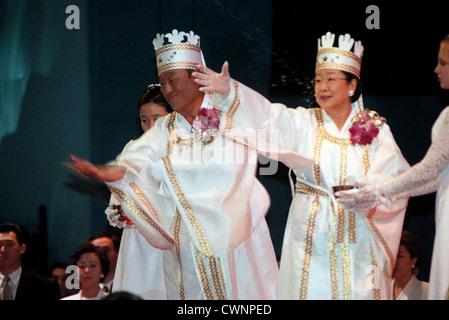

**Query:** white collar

left=0, top=267, right=21, bottom=286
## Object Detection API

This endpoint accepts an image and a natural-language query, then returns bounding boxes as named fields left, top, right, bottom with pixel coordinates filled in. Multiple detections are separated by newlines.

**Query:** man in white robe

left=65, top=29, right=312, bottom=300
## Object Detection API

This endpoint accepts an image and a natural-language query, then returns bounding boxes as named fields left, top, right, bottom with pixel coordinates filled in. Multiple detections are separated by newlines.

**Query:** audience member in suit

left=0, top=223, right=61, bottom=300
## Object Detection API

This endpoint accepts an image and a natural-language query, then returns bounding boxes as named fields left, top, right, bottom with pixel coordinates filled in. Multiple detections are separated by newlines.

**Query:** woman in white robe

left=194, top=32, right=410, bottom=299
left=336, top=34, right=449, bottom=300
left=104, top=84, right=172, bottom=299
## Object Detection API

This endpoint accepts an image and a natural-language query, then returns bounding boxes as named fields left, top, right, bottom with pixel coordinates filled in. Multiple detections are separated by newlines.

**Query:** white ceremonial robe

left=106, top=94, right=292, bottom=300
left=61, top=289, right=107, bottom=300
left=106, top=141, right=167, bottom=300
left=392, top=275, right=429, bottom=300
left=428, top=106, right=449, bottom=300
left=212, top=81, right=410, bottom=300
left=112, top=228, right=167, bottom=299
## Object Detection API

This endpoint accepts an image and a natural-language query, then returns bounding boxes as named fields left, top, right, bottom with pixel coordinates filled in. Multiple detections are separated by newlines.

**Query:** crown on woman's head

left=153, top=29, right=204, bottom=76
left=316, top=32, right=364, bottom=78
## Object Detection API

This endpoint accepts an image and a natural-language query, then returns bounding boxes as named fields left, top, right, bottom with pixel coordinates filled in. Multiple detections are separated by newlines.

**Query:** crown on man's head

left=316, top=32, right=364, bottom=78
left=153, top=29, right=204, bottom=76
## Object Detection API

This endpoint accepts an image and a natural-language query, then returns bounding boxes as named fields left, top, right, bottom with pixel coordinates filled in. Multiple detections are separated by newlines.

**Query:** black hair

left=400, top=230, right=422, bottom=270
left=89, top=231, right=121, bottom=253
left=0, top=223, right=26, bottom=245
left=136, top=85, right=172, bottom=114
left=70, top=242, right=110, bottom=283
left=342, top=71, right=363, bottom=103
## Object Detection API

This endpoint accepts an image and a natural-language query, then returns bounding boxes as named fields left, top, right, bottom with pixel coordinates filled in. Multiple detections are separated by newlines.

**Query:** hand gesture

left=193, top=61, right=231, bottom=95
left=63, top=154, right=125, bottom=182
left=335, top=183, right=394, bottom=212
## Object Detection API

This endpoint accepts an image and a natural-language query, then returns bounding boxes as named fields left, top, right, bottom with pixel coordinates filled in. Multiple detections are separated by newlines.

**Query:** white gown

left=392, top=275, right=429, bottom=300
left=106, top=140, right=167, bottom=300
left=105, top=94, right=289, bottom=300
left=212, top=81, right=410, bottom=299
left=376, top=106, right=449, bottom=300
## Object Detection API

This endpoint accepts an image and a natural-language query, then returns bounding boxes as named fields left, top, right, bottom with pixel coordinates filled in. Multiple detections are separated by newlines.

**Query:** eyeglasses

left=311, top=77, right=348, bottom=87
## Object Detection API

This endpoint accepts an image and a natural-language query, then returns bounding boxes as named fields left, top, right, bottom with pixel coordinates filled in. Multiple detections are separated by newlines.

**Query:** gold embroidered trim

left=337, top=143, right=348, bottom=244
left=348, top=211, right=356, bottom=243
left=367, top=207, right=394, bottom=276
left=161, top=155, right=227, bottom=299
left=194, top=249, right=214, bottom=300
left=360, top=142, right=394, bottom=275
left=315, top=61, right=361, bottom=78
left=328, top=202, right=339, bottom=300
left=297, top=114, right=325, bottom=299
left=295, top=181, right=328, bottom=197
left=161, top=156, right=213, bottom=257
left=174, top=211, right=185, bottom=299
left=109, top=186, right=175, bottom=245
left=162, top=94, right=234, bottom=299
left=156, top=43, right=201, bottom=56
left=341, top=243, right=352, bottom=299
left=117, top=160, right=141, bottom=173
left=299, top=108, right=395, bottom=298
left=158, top=62, right=199, bottom=75
left=166, top=112, right=179, bottom=155
left=369, top=243, right=381, bottom=300
left=313, top=129, right=324, bottom=184
left=361, top=145, right=370, bottom=175
left=129, top=182, right=161, bottom=223
left=224, top=81, right=241, bottom=130
left=166, top=99, right=222, bottom=151
left=315, top=108, right=352, bottom=146
left=299, top=196, right=320, bottom=300
left=298, top=108, right=369, bottom=299
left=192, top=249, right=227, bottom=300
left=317, top=48, right=362, bottom=64
left=208, top=256, right=227, bottom=300
left=316, top=108, right=357, bottom=299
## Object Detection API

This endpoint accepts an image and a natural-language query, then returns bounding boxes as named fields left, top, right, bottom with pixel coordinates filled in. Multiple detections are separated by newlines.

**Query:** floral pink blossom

left=349, top=110, right=381, bottom=145
left=197, top=108, right=220, bottom=131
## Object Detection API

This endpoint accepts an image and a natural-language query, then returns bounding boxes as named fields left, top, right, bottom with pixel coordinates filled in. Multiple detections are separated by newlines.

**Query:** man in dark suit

left=0, top=223, right=61, bottom=300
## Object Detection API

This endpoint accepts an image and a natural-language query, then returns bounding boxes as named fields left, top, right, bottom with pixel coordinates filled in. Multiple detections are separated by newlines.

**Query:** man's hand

left=63, top=154, right=126, bottom=182
left=193, top=61, right=231, bottom=95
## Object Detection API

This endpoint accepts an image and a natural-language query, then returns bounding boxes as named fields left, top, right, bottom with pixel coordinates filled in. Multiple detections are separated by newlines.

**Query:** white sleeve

left=213, top=80, right=310, bottom=150
left=105, top=123, right=176, bottom=250
left=380, top=108, right=449, bottom=197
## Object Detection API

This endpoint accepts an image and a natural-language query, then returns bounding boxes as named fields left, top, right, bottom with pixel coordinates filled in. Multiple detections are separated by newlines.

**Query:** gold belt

left=295, top=180, right=355, bottom=300
left=295, top=181, right=329, bottom=198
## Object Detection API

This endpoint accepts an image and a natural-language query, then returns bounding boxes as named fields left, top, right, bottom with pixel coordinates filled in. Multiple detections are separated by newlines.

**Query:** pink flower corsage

left=349, top=109, right=386, bottom=146
left=193, top=107, right=220, bottom=144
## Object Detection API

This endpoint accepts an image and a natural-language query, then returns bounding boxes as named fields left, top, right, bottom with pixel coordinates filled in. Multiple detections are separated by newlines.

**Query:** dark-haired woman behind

left=61, top=242, right=110, bottom=300
left=392, top=230, right=429, bottom=300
